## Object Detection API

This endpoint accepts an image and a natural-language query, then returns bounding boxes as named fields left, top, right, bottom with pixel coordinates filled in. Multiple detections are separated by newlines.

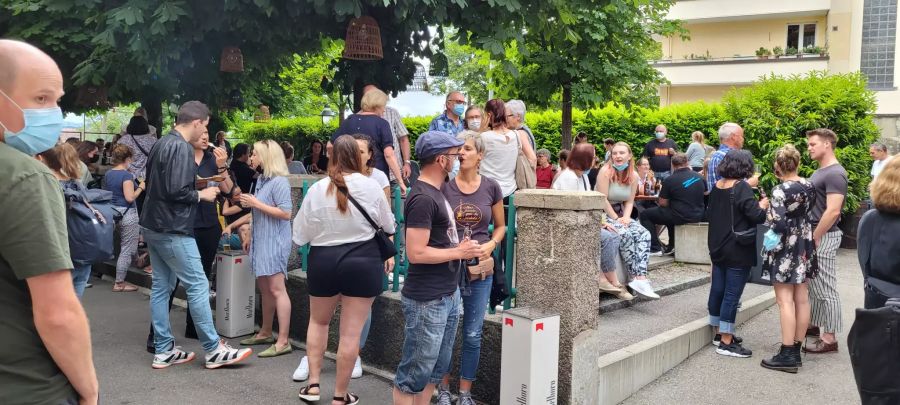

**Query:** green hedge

left=237, top=72, right=877, bottom=212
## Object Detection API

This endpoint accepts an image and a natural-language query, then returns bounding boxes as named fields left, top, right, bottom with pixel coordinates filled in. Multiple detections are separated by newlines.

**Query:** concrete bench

left=674, top=222, right=710, bottom=265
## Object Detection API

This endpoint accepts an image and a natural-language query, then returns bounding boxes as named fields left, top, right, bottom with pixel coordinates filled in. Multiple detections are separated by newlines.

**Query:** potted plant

left=786, top=47, right=799, bottom=58
left=818, top=44, right=829, bottom=57
left=773, top=46, right=784, bottom=58
left=755, top=47, right=771, bottom=59
left=803, top=45, right=818, bottom=56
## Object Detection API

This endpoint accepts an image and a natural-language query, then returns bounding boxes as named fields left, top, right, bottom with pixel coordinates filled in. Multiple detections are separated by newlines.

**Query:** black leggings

left=193, top=225, right=222, bottom=282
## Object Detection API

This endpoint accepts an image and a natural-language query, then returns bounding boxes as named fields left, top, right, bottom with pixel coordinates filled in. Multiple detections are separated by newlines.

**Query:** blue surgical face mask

left=655, top=132, right=666, bottom=140
left=763, top=229, right=780, bottom=252
left=452, top=103, right=466, bottom=117
left=0, top=90, right=64, bottom=155
left=613, top=162, right=629, bottom=171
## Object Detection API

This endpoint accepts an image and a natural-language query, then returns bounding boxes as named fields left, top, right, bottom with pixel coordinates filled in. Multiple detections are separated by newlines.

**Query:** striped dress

left=249, top=176, right=293, bottom=277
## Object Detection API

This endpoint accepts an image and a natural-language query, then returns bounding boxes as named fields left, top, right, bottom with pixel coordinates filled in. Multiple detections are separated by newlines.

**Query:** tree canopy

left=1, top=0, right=680, bottom=146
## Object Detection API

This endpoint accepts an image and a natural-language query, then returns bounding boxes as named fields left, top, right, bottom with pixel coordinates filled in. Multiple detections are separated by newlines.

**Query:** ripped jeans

left=459, top=275, right=492, bottom=381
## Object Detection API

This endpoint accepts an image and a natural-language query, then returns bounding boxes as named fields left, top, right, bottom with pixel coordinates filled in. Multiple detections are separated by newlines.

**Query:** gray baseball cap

left=415, top=130, right=465, bottom=160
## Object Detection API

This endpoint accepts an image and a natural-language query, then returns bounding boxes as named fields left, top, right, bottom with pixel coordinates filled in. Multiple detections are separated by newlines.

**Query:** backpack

left=849, top=299, right=900, bottom=404
left=62, top=181, right=121, bottom=265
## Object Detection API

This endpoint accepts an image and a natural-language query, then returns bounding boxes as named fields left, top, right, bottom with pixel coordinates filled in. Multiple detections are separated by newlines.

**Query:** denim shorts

left=394, top=289, right=461, bottom=394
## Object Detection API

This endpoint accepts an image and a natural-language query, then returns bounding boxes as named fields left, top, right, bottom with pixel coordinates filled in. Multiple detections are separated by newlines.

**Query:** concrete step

left=593, top=279, right=776, bottom=405
left=599, top=262, right=710, bottom=314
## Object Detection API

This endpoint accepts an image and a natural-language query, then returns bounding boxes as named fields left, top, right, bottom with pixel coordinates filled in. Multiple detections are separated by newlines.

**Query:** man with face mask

left=0, top=39, right=99, bottom=405
left=642, top=124, right=679, bottom=181
left=141, top=100, right=252, bottom=370
left=393, top=131, right=482, bottom=405
left=429, top=92, right=467, bottom=180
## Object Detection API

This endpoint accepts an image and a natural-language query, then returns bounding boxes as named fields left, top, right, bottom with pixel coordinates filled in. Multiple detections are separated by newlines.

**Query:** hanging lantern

left=75, top=85, right=109, bottom=108
left=342, top=16, right=383, bottom=61
left=220, top=46, right=244, bottom=72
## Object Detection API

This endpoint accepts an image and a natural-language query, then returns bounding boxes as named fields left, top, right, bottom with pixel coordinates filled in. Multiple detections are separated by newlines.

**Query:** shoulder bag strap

left=340, top=188, right=383, bottom=233
left=728, top=182, right=737, bottom=234
left=130, top=134, right=150, bottom=157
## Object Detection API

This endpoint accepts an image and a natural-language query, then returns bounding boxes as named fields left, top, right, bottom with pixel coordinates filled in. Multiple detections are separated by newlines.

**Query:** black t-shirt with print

left=402, top=181, right=462, bottom=302
left=659, top=167, right=706, bottom=222
left=643, top=138, right=678, bottom=173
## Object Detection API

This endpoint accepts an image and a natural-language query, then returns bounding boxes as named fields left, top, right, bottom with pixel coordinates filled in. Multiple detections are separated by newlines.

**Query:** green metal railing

left=296, top=181, right=517, bottom=310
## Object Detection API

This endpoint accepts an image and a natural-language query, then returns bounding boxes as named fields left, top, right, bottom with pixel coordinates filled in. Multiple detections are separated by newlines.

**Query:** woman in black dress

left=760, top=144, right=817, bottom=373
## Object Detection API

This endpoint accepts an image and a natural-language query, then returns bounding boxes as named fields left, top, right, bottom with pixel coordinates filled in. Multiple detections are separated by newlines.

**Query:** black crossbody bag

left=342, top=189, right=398, bottom=262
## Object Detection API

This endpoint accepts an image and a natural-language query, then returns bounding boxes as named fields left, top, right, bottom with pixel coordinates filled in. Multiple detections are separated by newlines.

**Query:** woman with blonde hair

left=857, top=156, right=900, bottom=309
left=760, top=144, right=816, bottom=373
left=293, top=135, right=395, bottom=405
left=686, top=131, right=714, bottom=172
left=595, top=142, right=658, bottom=299
left=227, top=140, right=294, bottom=358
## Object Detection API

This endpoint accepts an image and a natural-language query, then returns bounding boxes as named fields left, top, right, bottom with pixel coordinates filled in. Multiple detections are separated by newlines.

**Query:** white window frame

left=786, top=22, right=818, bottom=50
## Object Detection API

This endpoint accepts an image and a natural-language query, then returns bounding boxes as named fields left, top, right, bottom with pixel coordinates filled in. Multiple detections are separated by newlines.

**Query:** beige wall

left=659, top=85, right=747, bottom=106
left=667, top=0, right=831, bottom=22
left=662, top=17, right=828, bottom=60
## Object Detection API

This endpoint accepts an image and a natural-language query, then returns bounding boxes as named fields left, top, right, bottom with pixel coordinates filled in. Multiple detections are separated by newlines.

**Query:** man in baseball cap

left=393, top=130, right=481, bottom=404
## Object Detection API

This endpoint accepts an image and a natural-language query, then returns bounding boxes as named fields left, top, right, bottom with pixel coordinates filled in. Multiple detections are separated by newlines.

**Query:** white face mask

left=467, top=119, right=481, bottom=129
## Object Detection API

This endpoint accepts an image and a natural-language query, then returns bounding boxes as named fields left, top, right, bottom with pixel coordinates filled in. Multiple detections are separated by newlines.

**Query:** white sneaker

left=293, top=356, right=309, bottom=381
left=628, top=279, right=660, bottom=300
left=204, top=340, right=252, bottom=369
left=351, top=356, right=363, bottom=379
left=152, top=345, right=195, bottom=369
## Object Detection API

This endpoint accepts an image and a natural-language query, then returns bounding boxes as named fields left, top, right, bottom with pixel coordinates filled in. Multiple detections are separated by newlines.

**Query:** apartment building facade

left=655, top=0, right=900, bottom=143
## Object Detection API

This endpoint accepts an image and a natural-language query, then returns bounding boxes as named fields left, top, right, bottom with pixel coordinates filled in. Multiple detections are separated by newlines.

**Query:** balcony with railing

left=653, top=53, right=830, bottom=86
left=666, top=0, right=830, bottom=23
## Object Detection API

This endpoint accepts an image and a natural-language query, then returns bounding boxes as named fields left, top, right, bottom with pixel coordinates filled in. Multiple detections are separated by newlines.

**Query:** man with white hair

left=505, top=99, right=536, bottom=150
left=706, top=122, right=758, bottom=192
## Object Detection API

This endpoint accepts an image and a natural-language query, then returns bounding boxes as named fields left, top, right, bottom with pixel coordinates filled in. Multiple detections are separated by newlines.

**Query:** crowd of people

left=2, top=38, right=900, bottom=405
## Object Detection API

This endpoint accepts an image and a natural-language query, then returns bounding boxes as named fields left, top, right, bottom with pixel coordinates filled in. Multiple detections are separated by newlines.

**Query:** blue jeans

left=71, top=263, right=92, bottom=299
left=460, top=276, right=492, bottom=381
left=708, top=265, right=750, bottom=334
left=143, top=228, right=219, bottom=353
left=394, top=289, right=461, bottom=394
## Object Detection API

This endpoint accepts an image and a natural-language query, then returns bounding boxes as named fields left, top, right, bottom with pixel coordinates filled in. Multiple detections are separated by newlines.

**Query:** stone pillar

left=514, top=189, right=605, bottom=405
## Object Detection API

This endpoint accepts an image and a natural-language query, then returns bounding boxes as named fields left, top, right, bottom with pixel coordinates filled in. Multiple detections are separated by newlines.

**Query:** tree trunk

left=352, top=78, right=364, bottom=114
left=140, top=91, right=164, bottom=138
left=561, top=83, right=573, bottom=150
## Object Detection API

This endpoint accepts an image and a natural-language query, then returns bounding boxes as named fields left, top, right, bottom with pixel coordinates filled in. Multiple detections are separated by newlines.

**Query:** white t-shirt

left=872, top=156, right=893, bottom=178
left=292, top=173, right=396, bottom=247
left=480, top=129, right=520, bottom=197
left=368, top=168, right=390, bottom=190
left=552, top=169, right=590, bottom=191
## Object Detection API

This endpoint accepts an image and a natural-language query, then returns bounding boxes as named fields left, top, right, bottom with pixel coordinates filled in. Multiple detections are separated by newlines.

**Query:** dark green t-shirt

left=0, top=143, right=77, bottom=404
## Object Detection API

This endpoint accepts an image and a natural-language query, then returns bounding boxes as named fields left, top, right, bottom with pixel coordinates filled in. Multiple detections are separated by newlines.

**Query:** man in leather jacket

left=141, top=101, right=252, bottom=369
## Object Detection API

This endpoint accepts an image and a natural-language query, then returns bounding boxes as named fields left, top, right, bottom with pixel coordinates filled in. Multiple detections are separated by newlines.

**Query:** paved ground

left=82, top=279, right=394, bottom=405
left=622, top=249, right=863, bottom=405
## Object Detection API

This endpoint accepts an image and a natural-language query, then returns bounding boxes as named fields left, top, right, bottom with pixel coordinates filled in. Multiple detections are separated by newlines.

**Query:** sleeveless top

left=607, top=181, right=632, bottom=203
left=479, top=129, right=519, bottom=197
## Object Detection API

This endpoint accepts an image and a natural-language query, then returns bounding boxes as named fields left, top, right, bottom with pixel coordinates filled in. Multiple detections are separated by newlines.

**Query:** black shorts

left=307, top=238, right=384, bottom=298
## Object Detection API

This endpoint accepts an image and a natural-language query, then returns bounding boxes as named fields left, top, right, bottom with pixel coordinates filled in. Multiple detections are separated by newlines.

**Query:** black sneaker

left=713, top=334, right=743, bottom=347
left=716, top=340, right=752, bottom=358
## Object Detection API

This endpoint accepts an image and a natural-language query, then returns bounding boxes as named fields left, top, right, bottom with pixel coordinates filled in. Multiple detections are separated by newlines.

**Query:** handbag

left=729, top=183, right=757, bottom=245
left=343, top=190, right=398, bottom=262
left=468, top=256, right=495, bottom=281
left=513, top=130, right=536, bottom=190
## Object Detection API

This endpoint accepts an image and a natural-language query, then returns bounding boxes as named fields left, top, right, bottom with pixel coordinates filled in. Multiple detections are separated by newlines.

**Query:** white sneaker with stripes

left=152, top=345, right=195, bottom=369
left=205, top=340, right=252, bottom=369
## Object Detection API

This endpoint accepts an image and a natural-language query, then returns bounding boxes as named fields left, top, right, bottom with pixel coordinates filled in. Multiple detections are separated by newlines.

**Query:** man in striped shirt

left=706, top=123, right=759, bottom=192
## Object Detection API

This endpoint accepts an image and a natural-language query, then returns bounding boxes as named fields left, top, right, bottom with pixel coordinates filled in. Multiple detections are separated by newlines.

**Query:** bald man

left=0, top=39, right=98, bottom=405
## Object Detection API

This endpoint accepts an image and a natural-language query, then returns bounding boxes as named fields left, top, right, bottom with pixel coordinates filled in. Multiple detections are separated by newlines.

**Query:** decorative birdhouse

left=342, top=16, right=383, bottom=60
left=220, top=46, right=244, bottom=73
left=75, top=85, right=109, bottom=108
